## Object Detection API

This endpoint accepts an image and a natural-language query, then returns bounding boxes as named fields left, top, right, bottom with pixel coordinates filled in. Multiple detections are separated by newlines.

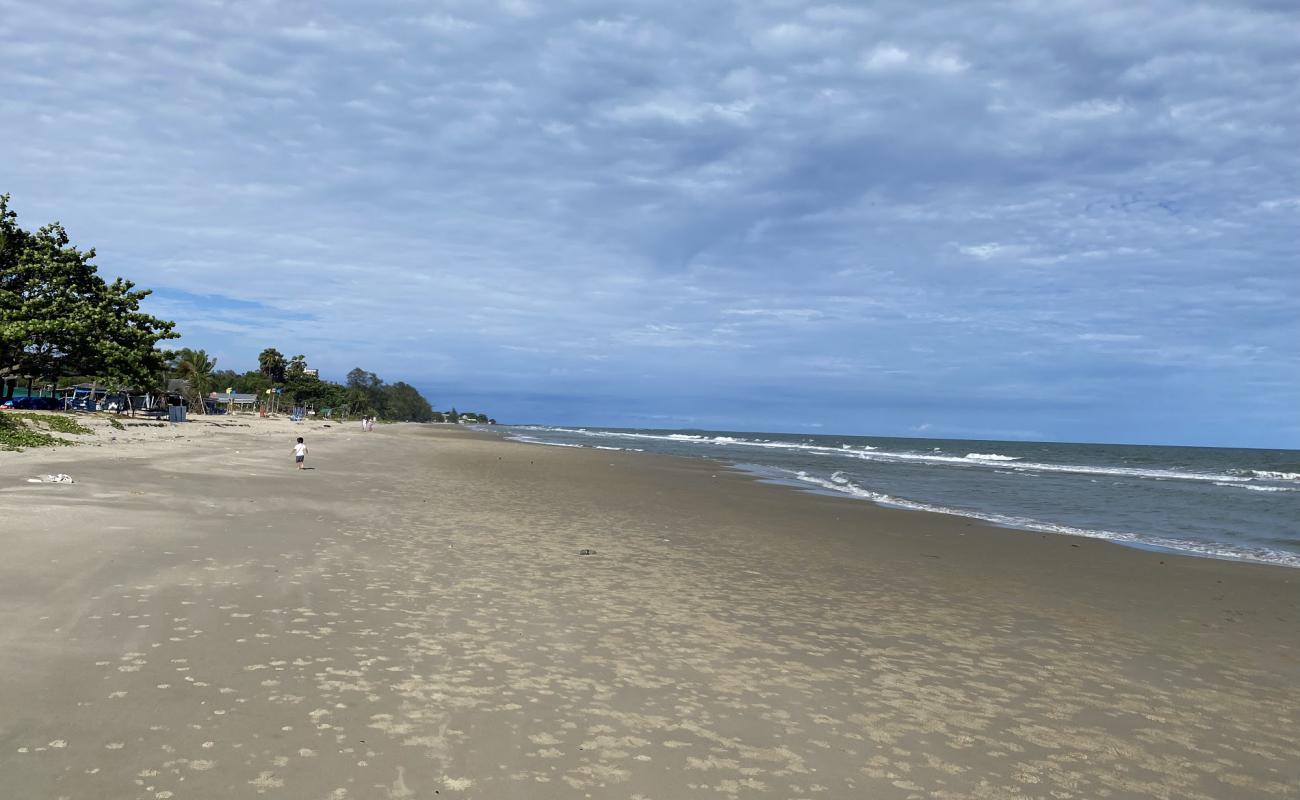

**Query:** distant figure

left=293, top=437, right=308, bottom=470
left=360, top=416, right=367, bottom=431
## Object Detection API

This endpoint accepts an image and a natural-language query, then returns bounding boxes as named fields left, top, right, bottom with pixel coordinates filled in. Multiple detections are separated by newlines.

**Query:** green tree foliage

left=286, top=354, right=307, bottom=380
left=339, top=367, right=437, bottom=422
left=258, top=347, right=286, bottom=383
left=0, top=194, right=177, bottom=395
left=174, top=348, right=217, bottom=412
left=283, top=367, right=346, bottom=412
left=345, top=367, right=383, bottom=416
left=382, top=381, right=434, bottom=422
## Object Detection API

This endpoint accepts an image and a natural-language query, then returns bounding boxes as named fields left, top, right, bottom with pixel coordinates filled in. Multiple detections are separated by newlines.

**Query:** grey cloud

left=1, top=0, right=1296, bottom=444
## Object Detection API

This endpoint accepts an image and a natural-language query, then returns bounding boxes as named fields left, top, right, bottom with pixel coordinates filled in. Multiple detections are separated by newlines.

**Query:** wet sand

left=1, top=419, right=1298, bottom=798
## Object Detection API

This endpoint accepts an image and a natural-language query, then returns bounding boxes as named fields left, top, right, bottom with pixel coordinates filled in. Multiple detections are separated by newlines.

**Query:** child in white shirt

left=293, top=437, right=308, bottom=470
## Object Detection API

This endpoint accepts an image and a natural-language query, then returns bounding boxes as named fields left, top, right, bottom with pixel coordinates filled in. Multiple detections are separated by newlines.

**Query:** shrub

left=0, top=414, right=72, bottom=450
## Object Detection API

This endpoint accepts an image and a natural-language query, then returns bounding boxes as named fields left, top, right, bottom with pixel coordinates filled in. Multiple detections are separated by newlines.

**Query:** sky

left=2, top=1, right=1298, bottom=447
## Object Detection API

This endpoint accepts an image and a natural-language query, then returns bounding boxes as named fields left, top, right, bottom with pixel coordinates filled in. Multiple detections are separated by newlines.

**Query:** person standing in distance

left=293, top=437, right=308, bottom=470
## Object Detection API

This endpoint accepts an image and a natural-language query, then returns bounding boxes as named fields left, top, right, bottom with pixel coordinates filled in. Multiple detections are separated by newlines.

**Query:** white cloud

left=1, top=0, right=1296, bottom=443
left=862, top=44, right=911, bottom=70
left=1048, top=99, right=1127, bottom=121
left=420, top=13, right=479, bottom=33
left=603, top=95, right=754, bottom=127
left=959, top=243, right=1006, bottom=260
left=861, top=44, right=968, bottom=74
left=722, top=308, right=824, bottom=321
left=753, top=22, right=844, bottom=52
left=1075, top=333, right=1143, bottom=342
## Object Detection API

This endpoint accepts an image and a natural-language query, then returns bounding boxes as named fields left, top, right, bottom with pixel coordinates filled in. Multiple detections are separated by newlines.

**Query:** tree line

left=177, top=347, right=467, bottom=423
left=1, top=194, right=489, bottom=424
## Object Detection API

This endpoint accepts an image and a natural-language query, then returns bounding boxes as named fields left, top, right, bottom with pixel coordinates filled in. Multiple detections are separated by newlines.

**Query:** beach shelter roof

left=57, top=382, right=115, bottom=396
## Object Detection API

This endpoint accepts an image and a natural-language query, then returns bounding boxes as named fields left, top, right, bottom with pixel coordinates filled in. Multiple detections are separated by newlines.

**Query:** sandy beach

left=1, top=417, right=1297, bottom=799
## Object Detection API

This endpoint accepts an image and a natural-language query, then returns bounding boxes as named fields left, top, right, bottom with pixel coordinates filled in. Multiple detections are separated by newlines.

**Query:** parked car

left=1, top=396, right=59, bottom=410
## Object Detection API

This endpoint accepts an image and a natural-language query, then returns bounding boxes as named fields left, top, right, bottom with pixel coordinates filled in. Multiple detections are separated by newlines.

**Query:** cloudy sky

left=3, top=1, right=1297, bottom=446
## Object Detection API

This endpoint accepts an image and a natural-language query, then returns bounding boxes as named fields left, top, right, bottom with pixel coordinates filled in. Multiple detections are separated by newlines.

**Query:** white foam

left=1246, top=470, right=1300, bottom=482
left=782, top=470, right=1300, bottom=568
left=1215, top=482, right=1297, bottom=493
left=519, top=426, right=1291, bottom=488
left=507, top=434, right=585, bottom=449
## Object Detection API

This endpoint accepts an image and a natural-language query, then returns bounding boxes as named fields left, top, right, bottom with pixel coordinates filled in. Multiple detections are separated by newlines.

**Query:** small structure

left=58, top=383, right=110, bottom=399
left=212, top=391, right=260, bottom=412
left=58, top=383, right=111, bottom=411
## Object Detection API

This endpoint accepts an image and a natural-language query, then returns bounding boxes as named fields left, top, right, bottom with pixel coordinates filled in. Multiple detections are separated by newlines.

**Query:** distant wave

left=1215, top=482, right=1298, bottom=493
left=1238, top=470, right=1300, bottom=482
left=784, top=470, right=1300, bottom=568
left=509, top=433, right=640, bottom=451
left=520, top=427, right=1290, bottom=487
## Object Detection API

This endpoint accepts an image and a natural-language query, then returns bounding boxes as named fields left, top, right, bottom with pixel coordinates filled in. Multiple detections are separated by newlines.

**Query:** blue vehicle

left=1, top=396, right=59, bottom=410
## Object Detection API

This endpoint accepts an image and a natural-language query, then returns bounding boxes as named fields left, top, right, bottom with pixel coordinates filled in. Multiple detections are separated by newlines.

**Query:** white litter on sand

left=27, top=474, right=75, bottom=484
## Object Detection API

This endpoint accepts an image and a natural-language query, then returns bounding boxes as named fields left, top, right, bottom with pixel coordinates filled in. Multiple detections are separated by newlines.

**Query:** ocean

left=498, top=426, right=1300, bottom=568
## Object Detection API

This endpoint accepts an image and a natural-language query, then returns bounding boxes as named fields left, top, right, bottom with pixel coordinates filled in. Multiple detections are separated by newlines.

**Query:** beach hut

left=210, top=391, right=259, bottom=414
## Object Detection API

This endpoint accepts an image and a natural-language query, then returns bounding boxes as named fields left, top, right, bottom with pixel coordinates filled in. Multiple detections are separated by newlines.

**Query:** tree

left=345, top=367, right=382, bottom=391
left=0, top=194, right=176, bottom=396
left=175, top=348, right=217, bottom=412
left=283, top=359, right=345, bottom=412
left=448, top=406, right=459, bottom=424
left=258, top=348, right=286, bottom=383
left=382, top=381, right=434, bottom=422
left=345, top=367, right=384, bottom=416
left=286, top=354, right=307, bottom=380
left=90, top=277, right=178, bottom=388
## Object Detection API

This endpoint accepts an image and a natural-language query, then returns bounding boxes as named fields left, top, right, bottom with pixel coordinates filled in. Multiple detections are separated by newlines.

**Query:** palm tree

left=176, top=348, right=217, bottom=414
left=258, top=348, right=286, bottom=382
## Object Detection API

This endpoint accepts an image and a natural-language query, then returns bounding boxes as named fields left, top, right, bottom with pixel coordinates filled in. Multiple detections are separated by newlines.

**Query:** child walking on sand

left=293, top=437, right=308, bottom=470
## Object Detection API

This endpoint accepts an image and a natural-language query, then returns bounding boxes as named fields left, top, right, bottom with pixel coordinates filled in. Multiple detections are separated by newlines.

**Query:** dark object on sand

left=578, top=549, right=596, bottom=556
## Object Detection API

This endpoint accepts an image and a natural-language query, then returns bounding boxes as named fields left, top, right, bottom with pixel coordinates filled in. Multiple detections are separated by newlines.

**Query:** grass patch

left=8, top=412, right=94, bottom=436
left=108, top=417, right=125, bottom=431
left=0, top=413, right=73, bottom=450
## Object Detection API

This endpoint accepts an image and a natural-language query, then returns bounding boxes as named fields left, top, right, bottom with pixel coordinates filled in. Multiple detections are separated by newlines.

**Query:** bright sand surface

left=1, top=417, right=1298, bottom=799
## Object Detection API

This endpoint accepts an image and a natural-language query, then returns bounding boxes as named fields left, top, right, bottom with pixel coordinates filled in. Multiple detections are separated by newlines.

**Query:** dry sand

left=1, top=416, right=1297, bottom=799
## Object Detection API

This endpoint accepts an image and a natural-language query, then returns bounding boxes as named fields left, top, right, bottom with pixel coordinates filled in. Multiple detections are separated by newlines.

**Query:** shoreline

left=746, top=467, right=1300, bottom=569
left=501, top=425, right=1300, bottom=570
left=2, top=419, right=1298, bottom=797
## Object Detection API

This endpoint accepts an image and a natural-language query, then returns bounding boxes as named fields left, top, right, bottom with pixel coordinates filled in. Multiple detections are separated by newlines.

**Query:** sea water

left=499, top=426, right=1300, bottom=568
